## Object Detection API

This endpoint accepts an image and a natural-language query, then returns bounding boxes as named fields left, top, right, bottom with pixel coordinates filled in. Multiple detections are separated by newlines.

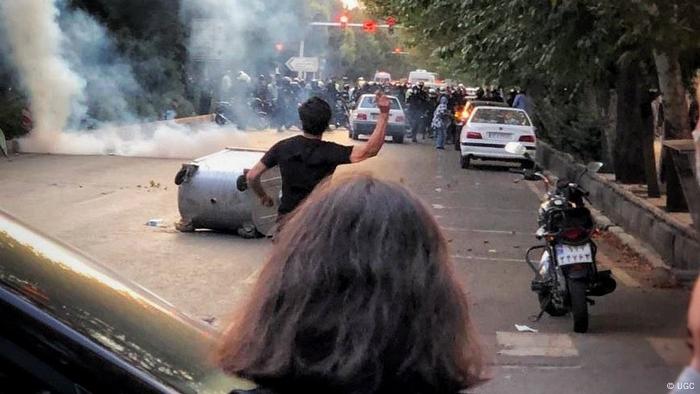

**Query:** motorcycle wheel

left=568, top=279, right=589, bottom=333
left=214, top=115, right=227, bottom=126
left=538, top=293, right=567, bottom=317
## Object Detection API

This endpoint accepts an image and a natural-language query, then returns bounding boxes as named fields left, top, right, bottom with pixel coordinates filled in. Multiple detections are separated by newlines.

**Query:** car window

left=359, top=96, right=401, bottom=110
left=470, top=108, right=531, bottom=126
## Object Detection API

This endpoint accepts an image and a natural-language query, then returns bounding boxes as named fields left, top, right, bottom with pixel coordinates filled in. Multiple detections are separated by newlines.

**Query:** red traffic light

left=386, top=16, right=397, bottom=35
left=362, top=19, right=377, bottom=33
left=394, top=47, right=402, bottom=53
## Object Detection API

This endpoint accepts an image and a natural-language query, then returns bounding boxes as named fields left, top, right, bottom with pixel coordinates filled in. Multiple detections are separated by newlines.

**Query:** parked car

left=458, top=106, right=536, bottom=169
left=454, top=100, right=510, bottom=150
left=0, top=210, right=248, bottom=393
left=350, top=94, right=408, bottom=144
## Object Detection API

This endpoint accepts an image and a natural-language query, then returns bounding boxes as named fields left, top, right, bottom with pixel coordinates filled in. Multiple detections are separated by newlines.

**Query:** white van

left=373, top=72, right=392, bottom=84
left=408, top=69, right=436, bottom=85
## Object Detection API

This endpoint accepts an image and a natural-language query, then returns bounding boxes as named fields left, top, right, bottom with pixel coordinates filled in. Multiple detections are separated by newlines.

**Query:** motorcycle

left=214, top=101, right=236, bottom=126
left=247, top=97, right=272, bottom=130
left=334, top=98, right=351, bottom=130
left=505, top=142, right=616, bottom=333
left=214, top=98, right=271, bottom=130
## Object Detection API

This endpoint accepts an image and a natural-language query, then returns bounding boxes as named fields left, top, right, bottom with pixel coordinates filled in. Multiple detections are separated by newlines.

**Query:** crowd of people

left=186, top=70, right=700, bottom=393
left=211, top=70, right=535, bottom=143
left=216, top=71, right=355, bottom=131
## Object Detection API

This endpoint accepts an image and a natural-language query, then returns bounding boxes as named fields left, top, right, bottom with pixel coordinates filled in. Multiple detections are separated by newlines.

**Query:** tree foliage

left=365, top=0, right=700, bottom=165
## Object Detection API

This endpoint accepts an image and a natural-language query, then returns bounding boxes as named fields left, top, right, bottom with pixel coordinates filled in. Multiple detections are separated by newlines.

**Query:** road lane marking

left=524, top=181, right=546, bottom=202
left=647, top=337, right=690, bottom=366
left=432, top=206, right=532, bottom=213
left=441, top=226, right=533, bottom=235
left=497, top=331, right=579, bottom=357
left=499, top=364, right=582, bottom=370
left=452, top=255, right=525, bottom=263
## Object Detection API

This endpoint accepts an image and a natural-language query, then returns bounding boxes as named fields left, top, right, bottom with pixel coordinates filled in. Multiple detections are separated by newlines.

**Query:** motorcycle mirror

left=505, top=142, right=527, bottom=156
left=586, top=162, right=604, bottom=174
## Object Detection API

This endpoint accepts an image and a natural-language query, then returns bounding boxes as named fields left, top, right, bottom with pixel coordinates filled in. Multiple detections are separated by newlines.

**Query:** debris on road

left=514, top=324, right=538, bottom=333
left=146, top=219, right=164, bottom=227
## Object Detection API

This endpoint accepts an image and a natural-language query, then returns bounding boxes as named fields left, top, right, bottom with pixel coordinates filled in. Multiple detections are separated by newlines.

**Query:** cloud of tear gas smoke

left=60, top=8, right=145, bottom=127
left=0, top=0, right=245, bottom=158
left=0, top=0, right=85, bottom=151
left=180, top=0, right=307, bottom=79
left=19, top=121, right=256, bottom=159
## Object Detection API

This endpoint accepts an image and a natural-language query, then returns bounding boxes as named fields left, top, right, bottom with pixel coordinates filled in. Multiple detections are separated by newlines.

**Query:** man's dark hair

left=216, top=174, right=485, bottom=394
left=298, top=97, right=332, bottom=136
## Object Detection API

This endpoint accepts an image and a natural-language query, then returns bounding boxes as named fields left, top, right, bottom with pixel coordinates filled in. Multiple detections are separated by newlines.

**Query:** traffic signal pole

left=309, top=22, right=394, bottom=29
left=294, top=20, right=400, bottom=80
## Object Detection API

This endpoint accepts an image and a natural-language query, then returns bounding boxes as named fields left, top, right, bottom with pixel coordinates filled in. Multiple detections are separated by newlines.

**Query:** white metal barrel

left=176, top=148, right=281, bottom=236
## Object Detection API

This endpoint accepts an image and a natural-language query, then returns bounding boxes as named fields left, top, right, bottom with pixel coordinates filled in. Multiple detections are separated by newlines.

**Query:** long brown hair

left=217, top=174, right=484, bottom=393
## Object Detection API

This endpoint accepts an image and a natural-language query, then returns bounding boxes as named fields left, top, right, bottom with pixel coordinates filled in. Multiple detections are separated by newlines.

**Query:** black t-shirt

left=261, top=135, right=353, bottom=214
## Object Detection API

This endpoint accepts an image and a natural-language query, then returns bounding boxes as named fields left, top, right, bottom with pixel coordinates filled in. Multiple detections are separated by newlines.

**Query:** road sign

left=285, top=57, right=320, bottom=73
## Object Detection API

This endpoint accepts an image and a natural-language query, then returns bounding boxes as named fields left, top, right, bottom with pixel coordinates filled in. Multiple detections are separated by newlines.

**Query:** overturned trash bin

left=174, top=148, right=281, bottom=237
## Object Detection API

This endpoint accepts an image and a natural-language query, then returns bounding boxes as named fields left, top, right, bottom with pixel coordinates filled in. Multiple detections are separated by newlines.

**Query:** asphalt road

left=0, top=127, right=691, bottom=393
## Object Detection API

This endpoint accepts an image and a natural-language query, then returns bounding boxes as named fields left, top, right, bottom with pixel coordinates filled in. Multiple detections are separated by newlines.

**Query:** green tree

left=365, top=0, right=700, bottom=184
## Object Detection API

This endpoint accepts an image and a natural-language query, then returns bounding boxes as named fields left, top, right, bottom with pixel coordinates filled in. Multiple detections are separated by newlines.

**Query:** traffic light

left=362, top=19, right=377, bottom=33
left=339, top=13, right=349, bottom=29
left=275, top=43, right=284, bottom=52
left=386, top=16, right=397, bottom=35
left=393, top=47, right=402, bottom=54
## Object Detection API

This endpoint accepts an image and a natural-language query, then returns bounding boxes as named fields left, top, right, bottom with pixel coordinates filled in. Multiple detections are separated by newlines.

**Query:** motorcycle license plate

left=555, top=244, right=593, bottom=266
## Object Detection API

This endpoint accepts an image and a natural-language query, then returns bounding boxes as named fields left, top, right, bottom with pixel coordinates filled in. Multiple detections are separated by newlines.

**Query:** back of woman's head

left=217, top=174, right=483, bottom=393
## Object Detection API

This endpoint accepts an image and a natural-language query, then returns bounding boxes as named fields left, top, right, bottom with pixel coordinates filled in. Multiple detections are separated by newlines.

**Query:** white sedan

left=458, top=106, right=536, bottom=169
left=350, top=94, right=408, bottom=143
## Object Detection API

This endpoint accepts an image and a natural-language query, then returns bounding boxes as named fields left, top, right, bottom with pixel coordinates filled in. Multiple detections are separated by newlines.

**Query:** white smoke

left=180, top=0, right=307, bottom=78
left=0, top=0, right=244, bottom=158
left=0, top=0, right=85, bottom=151
left=18, top=121, right=253, bottom=159
left=60, top=8, right=145, bottom=127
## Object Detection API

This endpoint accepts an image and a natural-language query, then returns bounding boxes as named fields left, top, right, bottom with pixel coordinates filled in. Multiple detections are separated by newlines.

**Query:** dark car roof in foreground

left=0, top=210, right=251, bottom=393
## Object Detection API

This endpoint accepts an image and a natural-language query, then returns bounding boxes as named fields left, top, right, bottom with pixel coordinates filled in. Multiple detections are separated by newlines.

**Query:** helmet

left=258, top=74, right=266, bottom=81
